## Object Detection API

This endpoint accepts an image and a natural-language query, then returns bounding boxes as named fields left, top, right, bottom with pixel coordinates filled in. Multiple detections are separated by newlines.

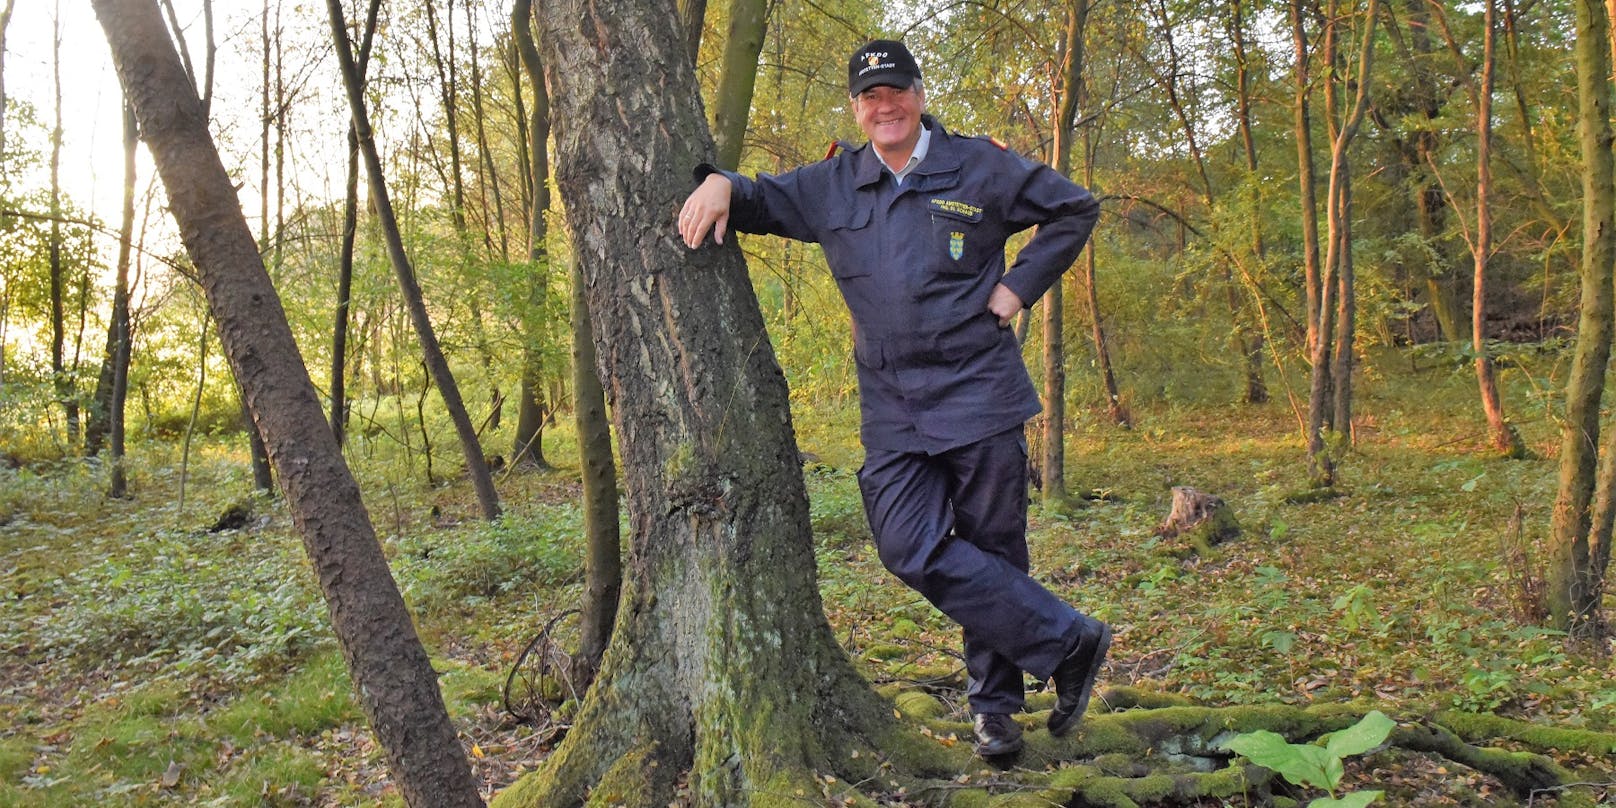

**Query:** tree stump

left=1157, top=486, right=1240, bottom=555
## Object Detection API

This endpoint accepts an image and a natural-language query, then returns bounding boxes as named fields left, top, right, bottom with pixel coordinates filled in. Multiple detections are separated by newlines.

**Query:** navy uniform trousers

left=858, top=424, right=1085, bottom=716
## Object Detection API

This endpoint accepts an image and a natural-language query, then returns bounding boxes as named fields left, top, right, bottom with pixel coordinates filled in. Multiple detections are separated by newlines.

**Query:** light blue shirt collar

left=880, top=124, right=931, bottom=185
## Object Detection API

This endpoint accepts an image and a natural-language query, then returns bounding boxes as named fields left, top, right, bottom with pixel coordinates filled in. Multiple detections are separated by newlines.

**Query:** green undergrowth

left=2, top=355, right=1613, bottom=804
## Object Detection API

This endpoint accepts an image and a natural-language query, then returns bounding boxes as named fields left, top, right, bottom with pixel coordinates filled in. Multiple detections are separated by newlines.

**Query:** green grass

left=1, top=353, right=1611, bottom=804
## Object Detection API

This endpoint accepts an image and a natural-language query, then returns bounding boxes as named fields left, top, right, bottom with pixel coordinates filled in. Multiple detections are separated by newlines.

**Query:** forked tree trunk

left=90, top=1, right=482, bottom=804
left=497, top=2, right=909, bottom=804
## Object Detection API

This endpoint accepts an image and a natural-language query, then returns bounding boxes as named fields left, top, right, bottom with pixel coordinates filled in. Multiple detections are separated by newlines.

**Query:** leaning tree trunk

left=497, top=2, right=921, bottom=804
left=327, top=0, right=501, bottom=520
left=329, top=0, right=381, bottom=447
left=91, top=2, right=483, bottom=805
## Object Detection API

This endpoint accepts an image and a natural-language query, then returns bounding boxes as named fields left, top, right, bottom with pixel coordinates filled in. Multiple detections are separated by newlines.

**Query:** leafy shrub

left=392, top=504, right=586, bottom=608
left=10, top=531, right=328, bottom=683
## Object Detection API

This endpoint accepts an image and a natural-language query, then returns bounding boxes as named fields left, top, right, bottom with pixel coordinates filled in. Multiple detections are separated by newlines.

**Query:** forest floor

left=2, top=361, right=1614, bottom=806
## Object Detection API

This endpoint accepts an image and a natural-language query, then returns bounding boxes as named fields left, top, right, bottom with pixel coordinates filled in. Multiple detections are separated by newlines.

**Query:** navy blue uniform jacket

left=700, top=116, right=1099, bottom=455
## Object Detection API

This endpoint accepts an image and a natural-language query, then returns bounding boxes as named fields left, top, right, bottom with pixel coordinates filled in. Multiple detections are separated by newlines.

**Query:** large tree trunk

left=497, top=2, right=914, bottom=804
left=90, top=2, right=483, bottom=804
left=1549, top=0, right=1616, bottom=641
left=677, top=0, right=706, bottom=66
left=327, top=0, right=501, bottom=520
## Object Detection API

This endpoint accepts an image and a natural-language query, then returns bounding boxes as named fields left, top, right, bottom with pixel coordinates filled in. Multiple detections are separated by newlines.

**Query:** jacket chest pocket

left=929, top=206, right=985, bottom=275
left=823, top=206, right=873, bottom=279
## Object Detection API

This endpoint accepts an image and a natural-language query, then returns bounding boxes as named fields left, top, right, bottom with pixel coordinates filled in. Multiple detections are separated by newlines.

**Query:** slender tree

left=1291, top=0, right=1323, bottom=357
left=329, top=0, right=382, bottom=446
left=678, top=0, right=707, bottom=65
left=511, top=0, right=619, bottom=684
left=90, top=2, right=482, bottom=803
left=1307, top=0, right=1379, bottom=485
left=108, top=103, right=137, bottom=498
left=1042, top=0, right=1090, bottom=509
left=1549, top=0, right=1616, bottom=641
left=1227, top=0, right=1268, bottom=404
left=510, top=0, right=553, bottom=470
left=48, top=3, right=77, bottom=443
left=711, top=0, right=766, bottom=171
left=327, top=0, right=501, bottom=520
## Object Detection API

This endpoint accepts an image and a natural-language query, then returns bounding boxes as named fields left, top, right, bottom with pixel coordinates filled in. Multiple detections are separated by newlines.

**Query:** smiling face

left=852, top=82, right=924, bottom=163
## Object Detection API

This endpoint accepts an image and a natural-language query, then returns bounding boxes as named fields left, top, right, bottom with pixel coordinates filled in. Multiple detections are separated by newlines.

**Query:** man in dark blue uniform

left=678, top=39, right=1108, bottom=759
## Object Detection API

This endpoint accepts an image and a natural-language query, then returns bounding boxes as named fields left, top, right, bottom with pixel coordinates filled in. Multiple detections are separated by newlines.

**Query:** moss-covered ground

left=2, top=358, right=1612, bottom=805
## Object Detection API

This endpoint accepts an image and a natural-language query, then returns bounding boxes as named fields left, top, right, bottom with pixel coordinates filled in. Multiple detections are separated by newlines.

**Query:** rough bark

left=497, top=2, right=922, bottom=804
left=90, top=1, right=483, bottom=804
left=1549, top=0, right=1616, bottom=640
left=327, top=0, right=501, bottom=520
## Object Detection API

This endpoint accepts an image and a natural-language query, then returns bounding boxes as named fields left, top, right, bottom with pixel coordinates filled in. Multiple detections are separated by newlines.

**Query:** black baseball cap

left=848, top=39, right=921, bottom=96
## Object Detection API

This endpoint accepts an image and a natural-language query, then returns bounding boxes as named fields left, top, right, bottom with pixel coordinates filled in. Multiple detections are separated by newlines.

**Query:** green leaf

left=1224, top=731, right=1332, bottom=789
left=1309, top=790, right=1384, bottom=808
left=1323, top=711, right=1396, bottom=759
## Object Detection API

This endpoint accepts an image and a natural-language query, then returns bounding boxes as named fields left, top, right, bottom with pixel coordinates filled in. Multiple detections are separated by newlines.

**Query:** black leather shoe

left=972, top=712, right=1024, bottom=757
left=1047, top=619, right=1111, bottom=737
